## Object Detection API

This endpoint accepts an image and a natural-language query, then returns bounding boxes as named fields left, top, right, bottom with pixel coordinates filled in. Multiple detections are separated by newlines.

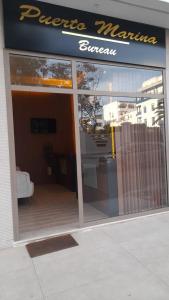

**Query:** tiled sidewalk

left=1, top=212, right=169, bottom=299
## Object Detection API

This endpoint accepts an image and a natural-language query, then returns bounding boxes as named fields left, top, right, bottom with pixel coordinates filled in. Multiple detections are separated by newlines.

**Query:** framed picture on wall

left=31, top=118, right=57, bottom=134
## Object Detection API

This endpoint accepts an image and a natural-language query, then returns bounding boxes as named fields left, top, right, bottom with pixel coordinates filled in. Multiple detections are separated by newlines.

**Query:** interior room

left=12, top=91, right=107, bottom=239
left=12, top=91, right=79, bottom=239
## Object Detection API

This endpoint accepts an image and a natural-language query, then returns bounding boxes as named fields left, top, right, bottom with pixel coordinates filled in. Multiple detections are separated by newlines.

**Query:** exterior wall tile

left=0, top=0, right=14, bottom=248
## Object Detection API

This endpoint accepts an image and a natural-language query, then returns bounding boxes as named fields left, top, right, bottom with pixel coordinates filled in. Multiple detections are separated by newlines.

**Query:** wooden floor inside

left=18, top=184, right=107, bottom=240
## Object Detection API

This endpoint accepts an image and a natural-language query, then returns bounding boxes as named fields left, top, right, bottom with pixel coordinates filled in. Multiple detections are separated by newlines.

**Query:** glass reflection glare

left=79, top=95, right=167, bottom=222
left=77, top=62, right=163, bottom=94
left=10, top=54, right=73, bottom=88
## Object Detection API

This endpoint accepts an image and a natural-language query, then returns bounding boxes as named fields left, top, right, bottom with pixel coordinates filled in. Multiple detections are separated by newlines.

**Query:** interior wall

left=12, top=91, right=75, bottom=184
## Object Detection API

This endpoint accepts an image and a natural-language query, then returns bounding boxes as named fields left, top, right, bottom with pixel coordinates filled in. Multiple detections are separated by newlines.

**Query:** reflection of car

left=16, top=170, right=34, bottom=199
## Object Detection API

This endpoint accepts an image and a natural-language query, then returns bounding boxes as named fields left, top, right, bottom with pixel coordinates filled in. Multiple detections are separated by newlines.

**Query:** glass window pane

left=78, top=95, right=167, bottom=222
left=10, top=55, right=73, bottom=88
left=77, top=62, right=163, bottom=94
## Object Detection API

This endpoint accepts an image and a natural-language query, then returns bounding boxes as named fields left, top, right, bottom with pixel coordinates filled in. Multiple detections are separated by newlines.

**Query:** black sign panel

left=3, top=0, right=166, bottom=67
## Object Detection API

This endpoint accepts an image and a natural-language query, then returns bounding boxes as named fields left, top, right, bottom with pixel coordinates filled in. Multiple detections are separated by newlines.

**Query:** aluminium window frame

left=4, top=48, right=169, bottom=242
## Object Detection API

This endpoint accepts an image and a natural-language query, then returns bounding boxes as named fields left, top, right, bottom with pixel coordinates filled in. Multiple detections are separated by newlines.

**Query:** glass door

left=76, top=61, right=168, bottom=223
left=9, top=52, right=169, bottom=232
left=9, top=53, right=80, bottom=239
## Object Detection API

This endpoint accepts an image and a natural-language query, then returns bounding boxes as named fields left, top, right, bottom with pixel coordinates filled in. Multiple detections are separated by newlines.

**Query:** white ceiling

left=38, top=0, right=169, bottom=28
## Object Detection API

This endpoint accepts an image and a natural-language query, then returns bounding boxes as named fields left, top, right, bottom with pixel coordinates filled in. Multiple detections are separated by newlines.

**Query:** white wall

left=0, top=0, right=16, bottom=248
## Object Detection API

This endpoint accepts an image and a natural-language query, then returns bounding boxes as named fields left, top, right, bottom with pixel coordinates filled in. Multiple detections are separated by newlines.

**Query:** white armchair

left=16, top=170, right=34, bottom=199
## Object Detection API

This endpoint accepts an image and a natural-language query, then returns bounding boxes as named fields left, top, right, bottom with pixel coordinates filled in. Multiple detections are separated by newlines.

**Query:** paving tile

left=150, top=212, right=169, bottom=224
left=33, top=246, right=115, bottom=296
left=47, top=286, right=93, bottom=300
left=119, top=225, right=169, bottom=261
left=45, top=271, right=169, bottom=300
left=33, top=237, right=151, bottom=297
left=122, top=240, right=169, bottom=265
left=1, top=213, right=169, bottom=300
left=144, top=255, right=169, bottom=288
left=102, top=216, right=169, bottom=245
left=45, top=284, right=91, bottom=300
left=0, top=266, right=43, bottom=300
left=0, top=246, right=32, bottom=276
left=127, top=274, right=169, bottom=300
left=33, top=228, right=118, bottom=266
left=72, top=227, right=115, bottom=250
left=86, top=273, right=169, bottom=300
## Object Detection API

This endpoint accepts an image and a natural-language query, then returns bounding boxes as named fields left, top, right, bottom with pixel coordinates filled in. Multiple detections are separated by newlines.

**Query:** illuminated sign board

left=3, top=0, right=166, bottom=67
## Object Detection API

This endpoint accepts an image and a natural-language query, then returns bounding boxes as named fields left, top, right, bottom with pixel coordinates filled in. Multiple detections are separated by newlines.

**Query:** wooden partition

left=115, top=123, right=167, bottom=215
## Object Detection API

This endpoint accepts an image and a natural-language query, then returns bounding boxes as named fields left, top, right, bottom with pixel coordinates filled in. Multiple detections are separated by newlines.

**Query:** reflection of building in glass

left=127, top=98, right=160, bottom=127
left=140, top=75, right=163, bottom=94
left=103, top=75, right=164, bottom=127
left=103, top=101, right=136, bottom=126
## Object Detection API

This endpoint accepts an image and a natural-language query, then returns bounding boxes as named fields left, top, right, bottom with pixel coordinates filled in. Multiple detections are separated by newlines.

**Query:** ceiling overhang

left=38, top=0, right=169, bottom=28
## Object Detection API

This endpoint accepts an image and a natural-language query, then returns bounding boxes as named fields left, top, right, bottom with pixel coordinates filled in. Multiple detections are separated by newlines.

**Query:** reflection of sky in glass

left=77, top=62, right=163, bottom=93
left=85, top=96, right=149, bottom=106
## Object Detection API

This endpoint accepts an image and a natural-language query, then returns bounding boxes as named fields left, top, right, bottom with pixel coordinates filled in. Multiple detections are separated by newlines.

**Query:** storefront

left=0, top=0, right=169, bottom=247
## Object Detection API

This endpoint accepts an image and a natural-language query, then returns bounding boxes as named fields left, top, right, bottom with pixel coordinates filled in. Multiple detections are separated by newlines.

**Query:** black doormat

left=26, top=234, right=78, bottom=258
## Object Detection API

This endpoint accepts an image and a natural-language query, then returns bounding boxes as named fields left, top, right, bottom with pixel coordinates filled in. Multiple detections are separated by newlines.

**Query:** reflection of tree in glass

left=43, top=61, right=72, bottom=79
left=10, top=56, right=72, bottom=85
left=78, top=63, right=106, bottom=133
left=10, top=56, right=42, bottom=84
left=77, top=62, right=104, bottom=90
left=79, top=95, right=104, bottom=133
